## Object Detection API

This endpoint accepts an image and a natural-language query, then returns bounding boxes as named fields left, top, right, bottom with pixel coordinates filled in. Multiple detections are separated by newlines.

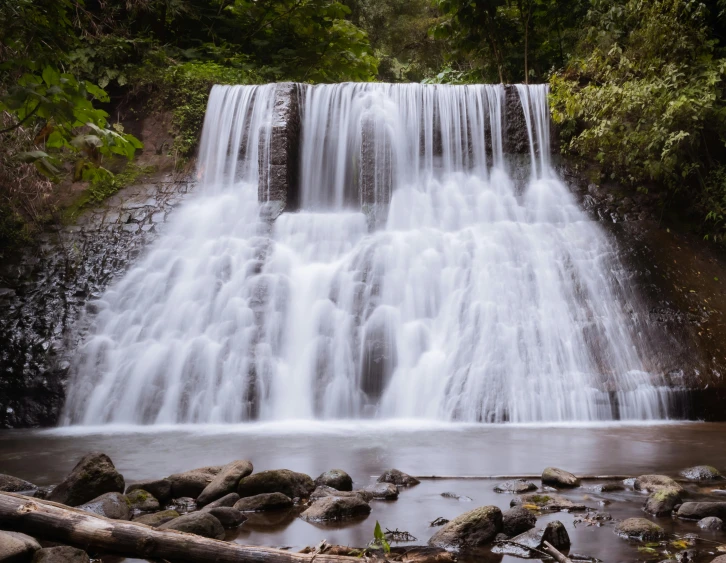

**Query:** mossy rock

left=614, top=518, right=664, bottom=541
left=428, top=506, right=502, bottom=550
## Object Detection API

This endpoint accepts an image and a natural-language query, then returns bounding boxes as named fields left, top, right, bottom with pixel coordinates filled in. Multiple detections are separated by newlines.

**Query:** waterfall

left=62, top=83, right=674, bottom=425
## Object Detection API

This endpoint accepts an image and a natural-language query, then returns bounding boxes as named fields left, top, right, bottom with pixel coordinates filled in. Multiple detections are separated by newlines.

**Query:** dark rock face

left=32, top=547, right=90, bottom=563
left=501, top=506, right=537, bottom=537
left=541, top=467, right=580, bottom=488
left=0, top=474, right=36, bottom=493
left=300, top=495, right=371, bottom=522
left=168, top=466, right=222, bottom=499
left=0, top=531, right=41, bottom=562
left=503, top=85, right=530, bottom=156
left=132, top=509, right=180, bottom=527
left=196, top=460, right=253, bottom=506
left=158, top=511, right=225, bottom=539
left=48, top=452, right=125, bottom=507
left=237, top=469, right=315, bottom=500
left=234, top=492, right=293, bottom=512
left=315, top=469, right=353, bottom=492
left=377, top=469, right=420, bottom=487
left=126, top=478, right=172, bottom=504
left=77, top=492, right=131, bottom=520
left=494, top=479, right=537, bottom=494
left=428, top=506, right=503, bottom=550
left=614, top=518, right=665, bottom=541
left=677, top=502, right=726, bottom=520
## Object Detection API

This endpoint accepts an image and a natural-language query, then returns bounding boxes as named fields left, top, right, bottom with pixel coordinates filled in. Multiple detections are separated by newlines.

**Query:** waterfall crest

left=62, top=83, right=674, bottom=425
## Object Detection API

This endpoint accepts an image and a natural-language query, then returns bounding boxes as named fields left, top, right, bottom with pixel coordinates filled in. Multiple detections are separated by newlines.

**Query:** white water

left=63, top=83, right=673, bottom=425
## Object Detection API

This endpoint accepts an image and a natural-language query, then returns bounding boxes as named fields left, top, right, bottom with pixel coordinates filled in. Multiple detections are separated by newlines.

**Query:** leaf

left=42, top=66, right=60, bottom=87
left=17, top=151, right=51, bottom=163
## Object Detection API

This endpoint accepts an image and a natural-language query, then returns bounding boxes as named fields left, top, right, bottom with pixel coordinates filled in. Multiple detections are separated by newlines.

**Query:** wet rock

left=614, top=518, right=665, bottom=541
left=165, top=496, right=197, bottom=513
left=587, top=482, right=624, bottom=493
left=680, top=466, right=722, bottom=481
left=0, top=474, right=36, bottom=493
left=0, top=532, right=41, bottom=562
left=300, top=495, right=371, bottom=522
left=168, top=466, right=222, bottom=499
left=77, top=492, right=131, bottom=520
left=389, top=546, right=455, bottom=563
left=159, top=511, right=225, bottom=539
left=125, top=478, right=172, bottom=503
left=677, top=502, right=726, bottom=520
left=511, top=492, right=587, bottom=512
left=205, top=506, right=247, bottom=528
left=32, top=547, right=89, bottom=563
left=33, top=486, right=53, bottom=500
left=47, top=452, right=125, bottom=506
left=494, top=479, right=537, bottom=494
left=644, top=488, right=682, bottom=516
left=441, top=492, right=472, bottom=502
left=234, top=492, right=293, bottom=512
left=364, top=483, right=399, bottom=500
left=237, top=469, right=315, bottom=499
left=712, top=556, right=726, bottom=563
left=201, top=492, right=240, bottom=509
left=697, top=516, right=723, bottom=530
left=493, top=521, right=570, bottom=556
left=125, top=489, right=159, bottom=513
left=133, top=509, right=180, bottom=527
left=314, top=469, right=353, bottom=491
left=428, top=506, right=503, bottom=550
left=378, top=469, right=420, bottom=487
left=542, top=467, right=580, bottom=488
left=634, top=475, right=685, bottom=495
left=197, top=460, right=253, bottom=506
left=502, top=506, right=537, bottom=537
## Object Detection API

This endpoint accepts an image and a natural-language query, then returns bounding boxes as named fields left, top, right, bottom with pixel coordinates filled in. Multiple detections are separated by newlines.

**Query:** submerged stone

left=494, top=479, right=537, bottom=494
left=378, top=469, right=420, bottom=487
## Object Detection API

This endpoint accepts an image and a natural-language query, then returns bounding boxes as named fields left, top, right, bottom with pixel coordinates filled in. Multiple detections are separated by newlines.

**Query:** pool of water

left=1, top=421, right=725, bottom=562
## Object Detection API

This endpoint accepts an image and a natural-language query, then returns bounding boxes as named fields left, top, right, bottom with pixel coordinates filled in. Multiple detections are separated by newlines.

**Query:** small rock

left=378, top=469, right=420, bottom=487
left=126, top=478, right=172, bottom=503
left=196, top=460, right=253, bottom=506
left=237, top=469, right=315, bottom=499
left=494, top=479, right=537, bottom=494
left=234, top=492, right=293, bottom=512
left=428, top=506, right=502, bottom=550
left=634, top=475, right=685, bottom=495
left=680, top=466, right=722, bottom=481
left=205, top=506, right=247, bottom=528
left=644, top=488, right=682, bottom=516
left=587, top=482, right=624, bottom=493
left=502, top=506, right=537, bottom=537
left=314, top=469, right=353, bottom=492
left=697, top=516, right=723, bottom=530
left=165, top=497, right=197, bottom=513
left=493, top=521, right=570, bottom=555
left=614, top=518, right=665, bottom=541
left=542, top=467, right=580, bottom=488
left=0, top=474, right=37, bottom=493
left=133, top=509, right=180, bottom=527
left=168, top=466, right=222, bottom=499
left=159, top=511, right=225, bottom=539
left=125, top=489, right=160, bottom=513
left=511, top=493, right=587, bottom=512
left=300, top=495, right=371, bottom=522
left=77, top=492, right=131, bottom=520
left=32, top=546, right=90, bottom=563
left=677, top=502, right=726, bottom=520
left=0, top=532, right=41, bottom=563
left=363, top=483, right=399, bottom=500
left=48, top=452, right=125, bottom=506
left=441, top=492, right=472, bottom=502
left=201, top=492, right=240, bottom=509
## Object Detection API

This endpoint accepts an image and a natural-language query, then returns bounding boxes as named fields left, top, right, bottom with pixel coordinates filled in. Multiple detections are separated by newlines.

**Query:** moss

left=529, top=495, right=552, bottom=506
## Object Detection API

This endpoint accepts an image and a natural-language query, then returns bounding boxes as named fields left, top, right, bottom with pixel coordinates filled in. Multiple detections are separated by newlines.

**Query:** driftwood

left=542, top=541, right=573, bottom=563
left=415, top=475, right=632, bottom=481
left=0, top=492, right=359, bottom=563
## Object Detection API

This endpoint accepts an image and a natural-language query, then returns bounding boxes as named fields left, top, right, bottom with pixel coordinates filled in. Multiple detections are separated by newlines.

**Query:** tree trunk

left=0, top=493, right=358, bottom=563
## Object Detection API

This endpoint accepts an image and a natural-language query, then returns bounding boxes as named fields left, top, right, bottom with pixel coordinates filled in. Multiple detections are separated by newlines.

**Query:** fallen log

left=414, top=474, right=633, bottom=481
left=542, top=541, right=572, bottom=563
left=0, top=492, right=358, bottom=563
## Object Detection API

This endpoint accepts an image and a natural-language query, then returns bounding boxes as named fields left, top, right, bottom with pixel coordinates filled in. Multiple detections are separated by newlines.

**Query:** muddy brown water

left=1, top=421, right=726, bottom=563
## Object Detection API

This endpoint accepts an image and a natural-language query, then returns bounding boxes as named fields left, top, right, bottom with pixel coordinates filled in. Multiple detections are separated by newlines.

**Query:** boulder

left=77, top=492, right=131, bottom=520
left=196, top=460, right=253, bottom=507
left=493, top=521, right=570, bottom=556
left=378, top=469, right=420, bottom=487
left=314, top=469, right=353, bottom=491
left=643, top=488, right=682, bottom=516
left=202, top=492, right=240, bottom=510
left=698, top=516, right=723, bottom=530
left=0, top=532, right=41, bottom=563
left=494, top=479, right=537, bottom=494
left=125, top=478, right=172, bottom=503
left=502, top=506, right=537, bottom=537
left=132, top=509, right=180, bottom=527
left=32, top=547, right=90, bottom=563
left=234, top=492, right=293, bottom=512
left=0, top=474, right=36, bottom=493
left=677, top=502, right=726, bottom=520
left=364, top=483, right=399, bottom=500
left=125, top=489, right=160, bottom=512
left=300, top=495, right=372, bottom=522
left=680, top=466, right=722, bottom=481
left=541, top=467, right=580, bottom=488
left=205, top=506, right=247, bottom=528
left=428, top=506, right=503, bottom=550
left=168, top=466, right=222, bottom=499
left=47, top=453, right=125, bottom=507
left=614, top=518, right=665, bottom=541
left=237, top=469, right=315, bottom=500
left=634, top=475, right=684, bottom=495
left=159, top=511, right=225, bottom=539
left=510, top=493, right=587, bottom=512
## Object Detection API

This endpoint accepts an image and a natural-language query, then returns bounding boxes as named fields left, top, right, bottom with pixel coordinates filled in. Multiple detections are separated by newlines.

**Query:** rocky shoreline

left=2, top=454, right=726, bottom=563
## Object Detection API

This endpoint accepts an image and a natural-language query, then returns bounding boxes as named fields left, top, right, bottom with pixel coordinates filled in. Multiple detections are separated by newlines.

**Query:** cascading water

left=62, top=83, right=674, bottom=425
